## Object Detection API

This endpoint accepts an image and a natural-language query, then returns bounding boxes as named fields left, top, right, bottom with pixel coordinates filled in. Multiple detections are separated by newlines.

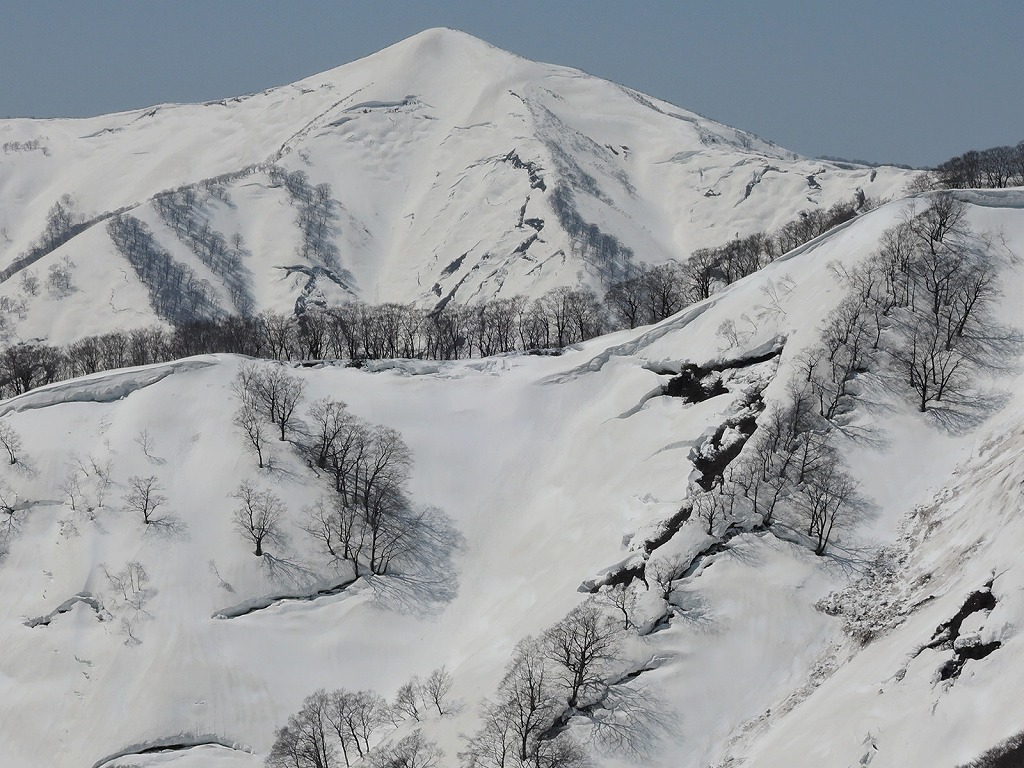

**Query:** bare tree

left=645, top=556, right=684, bottom=601
left=233, top=362, right=306, bottom=441
left=267, top=367, right=307, bottom=441
left=544, top=600, right=620, bottom=710
left=133, top=429, right=155, bottom=460
left=693, top=489, right=727, bottom=536
left=0, top=479, right=21, bottom=556
left=462, top=636, right=579, bottom=768
left=801, top=463, right=858, bottom=555
left=268, top=690, right=335, bottom=768
left=368, top=730, right=444, bottom=768
left=393, top=677, right=423, bottom=722
left=325, top=688, right=391, bottom=765
left=125, top=475, right=166, bottom=525
left=307, top=397, right=351, bottom=469
left=0, top=422, right=22, bottom=465
left=103, top=560, right=156, bottom=612
left=422, top=666, right=455, bottom=716
left=232, top=481, right=284, bottom=556
left=234, top=400, right=268, bottom=468
left=600, top=582, right=637, bottom=631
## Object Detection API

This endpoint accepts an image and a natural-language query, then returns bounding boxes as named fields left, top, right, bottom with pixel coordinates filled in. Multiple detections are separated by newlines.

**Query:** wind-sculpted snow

left=543, top=300, right=720, bottom=383
left=948, top=188, right=1024, bottom=209
left=24, top=592, right=105, bottom=628
left=0, top=357, right=216, bottom=416
left=91, top=738, right=254, bottom=768
left=212, top=575, right=360, bottom=620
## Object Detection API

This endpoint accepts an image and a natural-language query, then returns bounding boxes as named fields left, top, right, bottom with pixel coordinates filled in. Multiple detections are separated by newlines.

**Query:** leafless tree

left=422, top=666, right=455, bottom=716
left=393, top=677, right=423, bottom=722
left=268, top=689, right=335, bottom=768
left=600, top=583, right=637, bottom=631
left=0, top=479, right=21, bottom=556
left=133, top=429, right=155, bottom=460
left=368, top=730, right=444, bottom=768
left=263, top=366, right=306, bottom=441
left=103, top=560, right=156, bottom=613
left=800, top=463, right=858, bottom=555
left=325, top=688, right=391, bottom=765
left=642, top=263, right=688, bottom=322
left=0, top=422, right=22, bottom=465
left=231, top=481, right=284, bottom=556
left=18, top=269, right=39, bottom=297
left=125, top=475, right=166, bottom=525
left=234, top=400, right=268, bottom=468
left=645, top=556, right=685, bottom=601
left=603, top=273, right=648, bottom=329
left=544, top=600, right=621, bottom=710
left=693, top=489, right=728, bottom=536
left=234, top=362, right=306, bottom=441
left=306, top=398, right=351, bottom=469
left=461, top=636, right=586, bottom=768
left=46, top=256, right=76, bottom=298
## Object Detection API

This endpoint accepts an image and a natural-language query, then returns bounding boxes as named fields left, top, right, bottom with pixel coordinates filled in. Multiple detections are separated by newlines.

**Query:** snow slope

left=1, top=190, right=1022, bottom=767
left=0, top=28, right=917, bottom=345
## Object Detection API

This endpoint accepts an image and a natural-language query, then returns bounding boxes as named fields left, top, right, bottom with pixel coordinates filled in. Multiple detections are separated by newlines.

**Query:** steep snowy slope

left=1, top=190, right=1021, bottom=768
left=0, top=29, right=917, bottom=345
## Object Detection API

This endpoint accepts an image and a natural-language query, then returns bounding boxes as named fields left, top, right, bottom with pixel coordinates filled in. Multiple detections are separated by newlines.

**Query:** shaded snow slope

left=1, top=193, right=1023, bottom=767
left=0, top=28, right=916, bottom=344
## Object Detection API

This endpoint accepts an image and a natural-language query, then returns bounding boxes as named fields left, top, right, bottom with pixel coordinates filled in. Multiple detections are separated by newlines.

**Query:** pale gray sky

left=2, top=1, right=1021, bottom=167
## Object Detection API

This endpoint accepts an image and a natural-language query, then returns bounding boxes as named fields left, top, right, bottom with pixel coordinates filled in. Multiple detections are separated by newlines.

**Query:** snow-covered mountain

left=0, top=28, right=916, bottom=345
left=2, top=185, right=1023, bottom=768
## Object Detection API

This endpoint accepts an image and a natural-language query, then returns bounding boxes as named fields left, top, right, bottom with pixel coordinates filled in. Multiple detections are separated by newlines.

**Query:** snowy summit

left=0, top=27, right=1022, bottom=768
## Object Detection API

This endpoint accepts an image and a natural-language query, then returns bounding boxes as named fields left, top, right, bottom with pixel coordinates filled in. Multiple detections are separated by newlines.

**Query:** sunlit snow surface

left=1, top=190, right=1024, bottom=767
left=0, top=29, right=915, bottom=345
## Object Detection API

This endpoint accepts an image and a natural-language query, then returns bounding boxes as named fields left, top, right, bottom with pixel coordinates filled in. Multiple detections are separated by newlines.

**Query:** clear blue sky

left=3, top=1, right=1021, bottom=168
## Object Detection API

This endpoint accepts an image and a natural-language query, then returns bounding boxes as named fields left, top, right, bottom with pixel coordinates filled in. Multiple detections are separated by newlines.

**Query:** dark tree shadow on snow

left=927, top=389, right=1011, bottom=437
left=586, top=683, right=677, bottom=762
left=369, top=505, right=465, bottom=617
left=142, top=512, right=190, bottom=540
left=262, top=552, right=320, bottom=590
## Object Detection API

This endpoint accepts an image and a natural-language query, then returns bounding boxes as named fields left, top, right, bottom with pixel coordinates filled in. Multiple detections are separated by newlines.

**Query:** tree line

left=932, top=140, right=1024, bottom=190
left=0, top=193, right=876, bottom=400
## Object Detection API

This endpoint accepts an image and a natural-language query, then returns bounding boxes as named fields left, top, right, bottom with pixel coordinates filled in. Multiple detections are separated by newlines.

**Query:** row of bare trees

left=231, top=362, right=430, bottom=576
left=0, top=193, right=878, bottom=400
left=604, top=198, right=872, bottom=331
left=107, top=213, right=222, bottom=326
left=686, top=194, right=1001, bottom=556
left=813, top=193, right=1000, bottom=413
left=268, top=669, right=453, bottom=768
left=154, top=185, right=255, bottom=314
left=0, top=196, right=87, bottom=284
left=462, top=600, right=625, bottom=768
left=269, top=166, right=342, bottom=270
left=932, top=140, right=1024, bottom=190
left=269, top=598, right=630, bottom=768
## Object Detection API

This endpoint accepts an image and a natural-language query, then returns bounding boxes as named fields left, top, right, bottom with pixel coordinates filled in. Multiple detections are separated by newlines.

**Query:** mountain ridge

left=0, top=29, right=917, bottom=347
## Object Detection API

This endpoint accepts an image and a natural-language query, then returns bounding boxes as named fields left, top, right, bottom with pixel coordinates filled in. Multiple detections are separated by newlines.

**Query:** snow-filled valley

left=1, top=27, right=1023, bottom=768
